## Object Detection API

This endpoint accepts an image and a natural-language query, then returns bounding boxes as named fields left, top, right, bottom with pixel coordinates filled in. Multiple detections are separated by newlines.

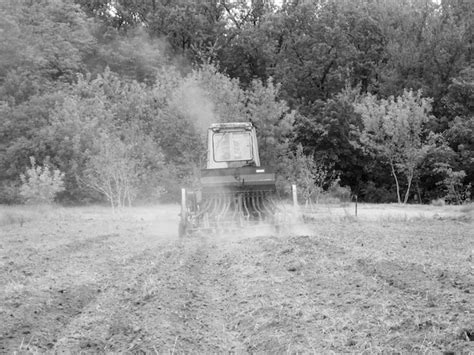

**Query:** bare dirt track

left=0, top=204, right=473, bottom=353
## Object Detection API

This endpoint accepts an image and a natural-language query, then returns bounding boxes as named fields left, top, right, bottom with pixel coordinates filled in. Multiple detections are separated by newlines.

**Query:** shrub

left=431, top=198, right=445, bottom=207
left=0, top=181, right=21, bottom=204
left=434, top=164, right=471, bottom=204
left=19, top=157, right=65, bottom=204
left=83, top=133, right=139, bottom=209
left=361, top=181, right=396, bottom=203
left=278, top=144, right=342, bottom=204
left=327, top=179, right=352, bottom=202
left=460, top=203, right=474, bottom=213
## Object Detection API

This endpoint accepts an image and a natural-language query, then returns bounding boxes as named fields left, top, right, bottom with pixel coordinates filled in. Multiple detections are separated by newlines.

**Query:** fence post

left=292, top=184, right=298, bottom=208
left=180, top=188, right=186, bottom=221
left=354, top=194, right=358, bottom=217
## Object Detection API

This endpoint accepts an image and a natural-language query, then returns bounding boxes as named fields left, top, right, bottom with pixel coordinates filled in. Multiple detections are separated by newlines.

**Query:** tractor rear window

left=213, top=132, right=253, bottom=162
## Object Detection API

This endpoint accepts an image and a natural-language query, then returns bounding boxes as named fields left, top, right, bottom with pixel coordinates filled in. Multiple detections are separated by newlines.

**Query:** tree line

left=0, top=0, right=472, bottom=205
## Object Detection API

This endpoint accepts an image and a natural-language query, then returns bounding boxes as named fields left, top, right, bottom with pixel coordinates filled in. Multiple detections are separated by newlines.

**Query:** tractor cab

left=206, top=122, right=261, bottom=169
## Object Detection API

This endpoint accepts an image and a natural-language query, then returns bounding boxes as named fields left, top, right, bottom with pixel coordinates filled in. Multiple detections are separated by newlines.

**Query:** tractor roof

left=209, top=122, right=253, bottom=131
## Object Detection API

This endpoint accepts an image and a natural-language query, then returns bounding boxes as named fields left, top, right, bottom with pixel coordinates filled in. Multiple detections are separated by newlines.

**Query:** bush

left=434, top=164, right=471, bottom=204
left=19, top=157, right=65, bottom=205
left=431, top=198, right=445, bottom=207
left=361, top=181, right=396, bottom=203
left=327, top=179, right=352, bottom=202
left=278, top=144, right=342, bottom=204
left=0, top=181, right=21, bottom=204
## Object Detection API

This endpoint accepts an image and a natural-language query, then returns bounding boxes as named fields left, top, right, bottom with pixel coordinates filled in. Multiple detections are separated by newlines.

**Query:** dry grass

left=0, top=204, right=472, bottom=353
left=0, top=208, right=34, bottom=227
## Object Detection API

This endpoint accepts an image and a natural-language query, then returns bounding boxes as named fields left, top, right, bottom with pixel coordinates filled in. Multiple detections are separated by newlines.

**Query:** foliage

left=83, top=132, right=140, bottom=209
left=326, top=179, right=352, bottom=203
left=361, top=181, right=396, bottom=204
left=417, top=135, right=458, bottom=203
left=278, top=144, right=319, bottom=203
left=279, top=144, right=342, bottom=204
left=434, top=164, right=471, bottom=204
left=19, top=157, right=65, bottom=205
left=294, top=86, right=366, bottom=193
left=445, top=115, right=474, bottom=183
left=354, top=89, right=433, bottom=203
left=0, top=0, right=472, bottom=205
left=244, top=78, right=295, bottom=168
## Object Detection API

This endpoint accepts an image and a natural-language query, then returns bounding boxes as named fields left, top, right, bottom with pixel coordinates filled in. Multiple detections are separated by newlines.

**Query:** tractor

left=179, top=122, right=279, bottom=236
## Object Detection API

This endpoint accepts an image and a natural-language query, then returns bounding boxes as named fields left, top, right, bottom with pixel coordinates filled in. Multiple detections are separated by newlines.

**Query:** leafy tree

left=369, top=0, right=471, bottom=115
left=76, top=0, right=228, bottom=63
left=20, top=157, right=65, bottom=205
left=45, top=69, right=171, bottom=202
left=41, top=91, right=112, bottom=202
left=81, top=124, right=167, bottom=207
left=0, top=0, right=95, bottom=92
left=417, top=135, right=458, bottom=202
left=354, top=89, right=433, bottom=203
left=442, top=68, right=474, bottom=198
left=421, top=0, right=472, bottom=120
left=294, top=86, right=367, bottom=194
left=88, top=27, right=169, bottom=84
left=83, top=132, right=138, bottom=209
left=434, top=164, right=471, bottom=204
left=271, top=1, right=355, bottom=104
left=215, top=0, right=279, bottom=85
left=244, top=78, right=295, bottom=168
left=0, top=92, right=67, bottom=203
left=278, top=144, right=318, bottom=204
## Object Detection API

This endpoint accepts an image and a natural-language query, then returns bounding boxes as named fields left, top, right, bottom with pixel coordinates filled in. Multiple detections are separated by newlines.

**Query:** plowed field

left=1, top=204, right=473, bottom=353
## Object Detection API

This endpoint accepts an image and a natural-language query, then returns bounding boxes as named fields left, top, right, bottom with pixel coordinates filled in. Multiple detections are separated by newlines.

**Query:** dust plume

left=169, top=78, right=217, bottom=136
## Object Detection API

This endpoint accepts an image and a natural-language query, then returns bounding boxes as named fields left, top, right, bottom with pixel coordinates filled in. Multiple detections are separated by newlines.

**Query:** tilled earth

left=0, top=206, right=473, bottom=353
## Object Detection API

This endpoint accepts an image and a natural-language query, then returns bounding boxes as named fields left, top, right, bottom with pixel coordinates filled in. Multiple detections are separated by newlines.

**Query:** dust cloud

left=206, top=207, right=317, bottom=242
left=169, top=79, right=217, bottom=136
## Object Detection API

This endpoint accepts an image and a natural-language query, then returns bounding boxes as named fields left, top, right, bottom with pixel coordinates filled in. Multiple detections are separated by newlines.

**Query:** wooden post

left=179, top=188, right=187, bottom=237
left=354, top=194, right=358, bottom=217
left=292, top=184, right=298, bottom=208
left=181, top=188, right=186, bottom=221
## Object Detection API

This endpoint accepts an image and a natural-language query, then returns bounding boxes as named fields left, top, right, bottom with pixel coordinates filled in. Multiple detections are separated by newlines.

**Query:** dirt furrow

left=93, top=234, right=249, bottom=353
left=0, top=217, right=177, bottom=353
left=1, top=207, right=472, bottom=353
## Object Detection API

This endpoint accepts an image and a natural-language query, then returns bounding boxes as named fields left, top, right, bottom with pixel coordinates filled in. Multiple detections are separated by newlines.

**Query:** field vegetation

left=0, top=204, right=472, bottom=353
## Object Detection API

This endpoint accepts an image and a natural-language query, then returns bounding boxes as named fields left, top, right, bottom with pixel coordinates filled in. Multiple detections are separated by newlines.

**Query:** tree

left=41, top=90, right=112, bottom=202
left=44, top=69, right=169, bottom=202
left=434, top=164, right=471, bottom=204
left=294, top=86, right=367, bottom=194
left=354, top=89, right=433, bottom=203
left=215, top=0, right=279, bottom=85
left=88, top=27, right=169, bottom=84
left=244, top=78, right=295, bottom=168
left=271, top=0, right=357, bottom=105
left=76, top=0, right=228, bottom=63
left=20, top=157, right=65, bottom=205
left=442, top=68, right=474, bottom=198
left=417, top=135, right=458, bottom=202
left=278, top=144, right=318, bottom=204
left=83, top=132, right=141, bottom=209
left=0, top=0, right=96, bottom=92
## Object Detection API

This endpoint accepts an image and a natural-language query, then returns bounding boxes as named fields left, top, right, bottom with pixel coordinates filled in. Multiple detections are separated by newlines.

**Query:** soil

left=0, top=204, right=473, bottom=353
